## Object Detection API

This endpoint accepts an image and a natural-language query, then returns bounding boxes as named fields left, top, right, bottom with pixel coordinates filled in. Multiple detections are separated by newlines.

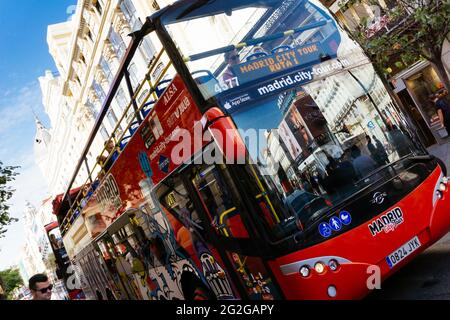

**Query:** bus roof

left=53, top=187, right=82, bottom=217
left=149, top=0, right=279, bottom=25
left=44, top=221, right=59, bottom=233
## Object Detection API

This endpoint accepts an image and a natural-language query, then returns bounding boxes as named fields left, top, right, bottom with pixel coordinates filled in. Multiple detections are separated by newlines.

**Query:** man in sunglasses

left=222, top=49, right=240, bottom=82
left=29, top=274, right=53, bottom=300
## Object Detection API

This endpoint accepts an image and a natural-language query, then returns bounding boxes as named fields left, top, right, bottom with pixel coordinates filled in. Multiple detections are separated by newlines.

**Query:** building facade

left=18, top=203, right=53, bottom=283
left=38, top=0, right=167, bottom=197
left=325, top=0, right=450, bottom=147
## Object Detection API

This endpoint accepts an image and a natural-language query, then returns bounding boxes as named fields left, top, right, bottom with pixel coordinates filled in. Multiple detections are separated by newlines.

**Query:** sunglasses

left=37, top=284, right=53, bottom=294
left=229, top=55, right=239, bottom=60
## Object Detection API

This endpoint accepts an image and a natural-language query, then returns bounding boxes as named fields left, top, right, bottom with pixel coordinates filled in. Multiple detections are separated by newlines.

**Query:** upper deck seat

left=129, top=121, right=140, bottom=136
left=192, top=70, right=219, bottom=98
left=141, top=100, right=156, bottom=118
left=245, top=51, right=268, bottom=61
left=271, top=45, right=292, bottom=54
left=120, top=135, right=132, bottom=150
left=139, top=79, right=172, bottom=120
left=155, top=79, right=172, bottom=97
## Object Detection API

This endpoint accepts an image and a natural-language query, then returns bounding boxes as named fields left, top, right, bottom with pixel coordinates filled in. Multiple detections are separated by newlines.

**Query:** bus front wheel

left=180, top=272, right=216, bottom=301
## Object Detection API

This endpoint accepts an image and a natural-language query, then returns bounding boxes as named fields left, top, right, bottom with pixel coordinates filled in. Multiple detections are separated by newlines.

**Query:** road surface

left=368, top=232, right=450, bottom=299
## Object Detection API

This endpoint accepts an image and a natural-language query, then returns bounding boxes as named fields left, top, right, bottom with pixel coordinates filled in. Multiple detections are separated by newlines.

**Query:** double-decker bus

left=55, top=0, right=450, bottom=300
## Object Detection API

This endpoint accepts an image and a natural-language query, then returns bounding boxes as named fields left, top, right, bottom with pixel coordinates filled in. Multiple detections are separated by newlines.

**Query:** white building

left=38, top=1, right=161, bottom=197
left=18, top=202, right=54, bottom=284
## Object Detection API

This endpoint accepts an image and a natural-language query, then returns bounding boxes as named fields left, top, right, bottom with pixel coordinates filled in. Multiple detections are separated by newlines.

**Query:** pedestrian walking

left=431, top=92, right=450, bottom=134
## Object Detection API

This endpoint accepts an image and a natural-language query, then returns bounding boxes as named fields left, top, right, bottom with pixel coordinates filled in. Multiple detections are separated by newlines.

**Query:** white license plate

left=386, top=236, right=421, bottom=269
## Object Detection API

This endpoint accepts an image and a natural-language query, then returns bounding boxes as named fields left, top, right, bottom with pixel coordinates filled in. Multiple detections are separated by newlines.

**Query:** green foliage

left=0, top=268, right=24, bottom=300
left=0, top=162, right=19, bottom=239
left=344, top=0, right=450, bottom=88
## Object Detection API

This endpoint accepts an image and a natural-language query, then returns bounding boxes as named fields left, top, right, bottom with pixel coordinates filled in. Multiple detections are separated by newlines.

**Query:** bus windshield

left=162, top=0, right=426, bottom=241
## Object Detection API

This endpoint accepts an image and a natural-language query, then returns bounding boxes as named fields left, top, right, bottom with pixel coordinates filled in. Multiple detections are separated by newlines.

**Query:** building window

left=339, top=2, right=376, bottom=31
left=115, top=87, right=128, bottom=112
left=100, top=125, right=109, bottom=141
left=137, top=89, right=149, bottom=105
left=119, top=0, right=156, bottom=62
left=100, top=56, right=114, bottom=84
left=86, top=99, right=99, bottom=119
left=94, top=0, right=103, bottom=15
left=128, top=63, right=139, bottom=90
left=93, top=80, right=106, bottom=103
left=120, top=0, right=141, bottom=32
left=107, top=110, right=119, bottom=129
left=140, top=36, right=157, bottom=63
left=109, top=28, right=126, bottom=60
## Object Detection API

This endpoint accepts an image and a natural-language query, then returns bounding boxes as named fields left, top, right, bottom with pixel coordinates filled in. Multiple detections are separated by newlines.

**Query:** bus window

left=96, top=236, right=140, bottom=300
left=157, top=176, right=207, bottom=248
left=47, top=228, right=70, bottom=270
left=191, top=164, right=249, bottom=238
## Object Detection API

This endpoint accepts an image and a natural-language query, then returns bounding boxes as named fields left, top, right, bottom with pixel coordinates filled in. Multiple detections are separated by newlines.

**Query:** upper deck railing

left=58, top=23, right=178, bottom=236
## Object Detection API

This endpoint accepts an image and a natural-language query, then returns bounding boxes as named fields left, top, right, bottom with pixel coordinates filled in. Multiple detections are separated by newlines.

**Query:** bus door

left=157, top=174, right=237, bottom=300
left=185, top=160, right=283, bottom=300
left=106, top=212, right=167, bottom=301
left=95, top=235, right=141, bottom=300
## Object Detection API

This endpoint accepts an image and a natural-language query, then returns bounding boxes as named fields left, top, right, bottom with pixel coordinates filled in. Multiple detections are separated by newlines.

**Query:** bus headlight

left=299, top=265, right=310, bottom=277
left=439, top=182, right=447, bottom=192
left=436, top=190, right=443, bottom=199
left=442, top=177, right=449, bottom=185
left=314, top=262, right=326, bottom=274
left=328, top=259, right=340, bottom=271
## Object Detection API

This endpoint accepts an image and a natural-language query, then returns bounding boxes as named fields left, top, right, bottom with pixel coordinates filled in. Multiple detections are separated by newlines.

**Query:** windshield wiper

left=407, top=154, right=434, bottom=162
left=296, top=198, right=326, bottom=219
left=354, top=153, right=431, bottom=186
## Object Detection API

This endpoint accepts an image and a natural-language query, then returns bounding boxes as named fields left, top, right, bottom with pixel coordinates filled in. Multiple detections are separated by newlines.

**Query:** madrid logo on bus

left=368, top=207, right=404, bottom=237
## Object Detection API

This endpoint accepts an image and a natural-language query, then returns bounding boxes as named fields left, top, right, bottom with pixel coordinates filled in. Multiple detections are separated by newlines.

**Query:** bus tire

left=180, top=272, right=216, bottom=301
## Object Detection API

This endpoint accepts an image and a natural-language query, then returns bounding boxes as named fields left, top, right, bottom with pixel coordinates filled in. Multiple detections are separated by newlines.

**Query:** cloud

left=0, top=82, right=43, bottom=136
left=0, top=82, right=50, bottom=270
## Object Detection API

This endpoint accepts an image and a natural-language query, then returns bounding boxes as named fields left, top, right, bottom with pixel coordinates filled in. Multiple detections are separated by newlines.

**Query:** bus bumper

left=268, top=169, right=450, bottom=300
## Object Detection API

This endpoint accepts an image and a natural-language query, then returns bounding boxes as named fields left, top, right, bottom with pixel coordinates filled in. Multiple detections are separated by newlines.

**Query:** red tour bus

left=55, top=0, right=450, bottom=300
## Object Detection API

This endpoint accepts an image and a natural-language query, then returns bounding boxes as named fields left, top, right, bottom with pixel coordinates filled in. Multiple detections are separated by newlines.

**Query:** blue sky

left=0, top=0, right=75, bottom=270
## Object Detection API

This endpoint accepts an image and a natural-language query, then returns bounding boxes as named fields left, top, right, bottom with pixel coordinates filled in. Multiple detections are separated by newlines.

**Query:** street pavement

left=428, top=140, right=450, bottom=172
left=368, top=141, right=450, bottom=300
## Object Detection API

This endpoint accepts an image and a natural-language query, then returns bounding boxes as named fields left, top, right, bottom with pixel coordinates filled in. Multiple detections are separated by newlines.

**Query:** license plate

left=386, top=236, right=421, bottom=269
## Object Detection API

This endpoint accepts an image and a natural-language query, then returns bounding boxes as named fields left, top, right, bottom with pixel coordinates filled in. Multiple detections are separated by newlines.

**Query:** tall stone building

left=36, top=0, right=174, bottom=198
